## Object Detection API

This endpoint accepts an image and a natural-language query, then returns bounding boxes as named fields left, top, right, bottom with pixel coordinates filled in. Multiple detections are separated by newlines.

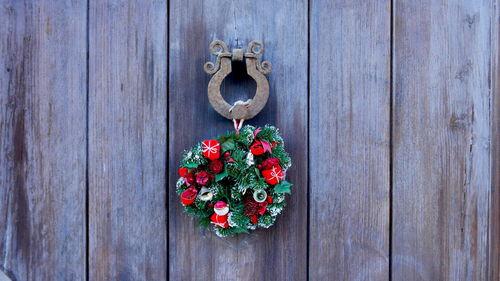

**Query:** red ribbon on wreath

left=250, top=128, right=272, bottom=155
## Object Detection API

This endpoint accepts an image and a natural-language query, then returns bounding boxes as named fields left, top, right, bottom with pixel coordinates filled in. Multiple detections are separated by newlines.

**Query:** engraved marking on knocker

left=204, top=40, right=272, bottom=120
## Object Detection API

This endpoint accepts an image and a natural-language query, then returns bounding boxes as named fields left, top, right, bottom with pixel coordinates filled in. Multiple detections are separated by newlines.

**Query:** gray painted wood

left=0, top=0, right=87, bottom=280
left=88, top=0, right=167, bottom=280
left=309, top=1, right=391, bottom=280
left=392, top=0, right=492, bottom=280
left=168, top=0, right=308, bottom=280
left=490, top=2, right=500, bottom=279
left=0, top=0, right=499, bottom=279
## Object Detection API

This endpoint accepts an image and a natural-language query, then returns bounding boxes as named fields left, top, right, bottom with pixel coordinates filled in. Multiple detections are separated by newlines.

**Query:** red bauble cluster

left=242, top=136, right=284, bottom=224
left=250, top=132, right=284, bottom=186
left=257, top=157, right=284, bottom=185
left=178, top=140, right=232, bottom=229
left=178, top=140, right=223, bottom=206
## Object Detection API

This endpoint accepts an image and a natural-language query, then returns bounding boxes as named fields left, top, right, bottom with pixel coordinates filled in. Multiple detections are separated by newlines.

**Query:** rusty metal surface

left=204, top=40, right=272, bottom=120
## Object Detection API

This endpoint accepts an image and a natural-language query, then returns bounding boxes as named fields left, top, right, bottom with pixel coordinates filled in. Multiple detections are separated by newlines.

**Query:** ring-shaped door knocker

left=204, top=40, right=272, bottom=120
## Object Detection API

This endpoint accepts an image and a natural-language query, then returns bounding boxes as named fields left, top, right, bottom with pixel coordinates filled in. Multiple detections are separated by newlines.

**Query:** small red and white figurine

left=210, top=201, right=229, bottom=228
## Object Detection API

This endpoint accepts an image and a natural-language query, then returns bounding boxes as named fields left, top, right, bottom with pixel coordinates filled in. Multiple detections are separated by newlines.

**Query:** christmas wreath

left=176, top=125, right=292, bottom=237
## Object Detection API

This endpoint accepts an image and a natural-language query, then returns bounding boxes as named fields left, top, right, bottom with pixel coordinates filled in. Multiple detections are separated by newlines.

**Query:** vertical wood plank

left=0, top=0, right=87, bottom=280
left=489, top=1, right=500, bottom=279
left=168, top=1, right=308, bottom=280
left=88, top=0, right=167, bottom=280
left=392, top=0, right=492, bottom=280
left=309, top=1, right=391, bottom=280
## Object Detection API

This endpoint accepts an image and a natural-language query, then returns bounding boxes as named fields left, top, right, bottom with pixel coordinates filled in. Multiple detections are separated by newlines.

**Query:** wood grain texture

left=0, top=0, right=87, bottom=280
left=88, top=0, right=167, bottom=280
left=309, top=1, right=391, bottom=280
left=392, top=0, right=492, bottom=280
left=489, top=2, right=500, bottom=280
left=1, top=1, right=499, bottom=279
left=168, top=0, right=308, bottom=280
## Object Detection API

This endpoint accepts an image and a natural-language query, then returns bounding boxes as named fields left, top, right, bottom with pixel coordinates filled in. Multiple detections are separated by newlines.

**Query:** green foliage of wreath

left=176, top=125, right=292, bottom=237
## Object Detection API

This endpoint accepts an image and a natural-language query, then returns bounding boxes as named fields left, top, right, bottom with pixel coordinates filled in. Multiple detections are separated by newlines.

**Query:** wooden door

left=0, top=0, right=498, bottom=280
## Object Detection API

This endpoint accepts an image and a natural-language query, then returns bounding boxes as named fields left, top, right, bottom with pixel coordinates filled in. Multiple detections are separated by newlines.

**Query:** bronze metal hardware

left=204, top=40, right=272, bottom=120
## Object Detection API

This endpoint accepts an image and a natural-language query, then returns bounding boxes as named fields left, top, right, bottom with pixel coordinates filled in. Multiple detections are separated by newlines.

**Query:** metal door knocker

left=204, top=40, right=272, bottom=122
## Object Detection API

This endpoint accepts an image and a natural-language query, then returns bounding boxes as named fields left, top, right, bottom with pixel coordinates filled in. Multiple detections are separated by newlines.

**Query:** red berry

left=251, top=215, right=258, bottom=224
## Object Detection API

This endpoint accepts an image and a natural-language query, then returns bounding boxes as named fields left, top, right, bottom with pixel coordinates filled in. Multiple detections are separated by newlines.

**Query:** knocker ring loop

left=204, top=40, right=272, bottom=120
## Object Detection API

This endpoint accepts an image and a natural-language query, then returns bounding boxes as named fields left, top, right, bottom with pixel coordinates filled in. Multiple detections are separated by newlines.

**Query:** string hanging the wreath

left=176, top=40, right=293, bottom=237
left=233, top=119, right=244, bottom=135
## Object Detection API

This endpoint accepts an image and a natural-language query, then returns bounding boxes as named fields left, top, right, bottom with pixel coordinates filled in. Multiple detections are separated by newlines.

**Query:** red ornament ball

left=209, top=160, right=224, bottom=174
left=260, top=157, right=280, bottom=170
left=196, top=171, right=211, bottom=186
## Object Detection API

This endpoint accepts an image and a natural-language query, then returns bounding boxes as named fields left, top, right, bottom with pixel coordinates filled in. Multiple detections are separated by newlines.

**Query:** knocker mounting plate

left=204, top=40, right=272, bottom=120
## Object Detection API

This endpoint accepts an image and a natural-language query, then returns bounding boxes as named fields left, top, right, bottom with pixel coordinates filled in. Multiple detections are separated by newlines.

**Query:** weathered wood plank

left=392, top=0, right=492, bottom=280
left=168, top=0, right=308, bottom=280
left=489, top=2, right=500, bottom=280
left=0, top=0, right=87, bottom=280
left=88, top=0, right=167, bottom=280
left=309, top=1, right=391, bottom=280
